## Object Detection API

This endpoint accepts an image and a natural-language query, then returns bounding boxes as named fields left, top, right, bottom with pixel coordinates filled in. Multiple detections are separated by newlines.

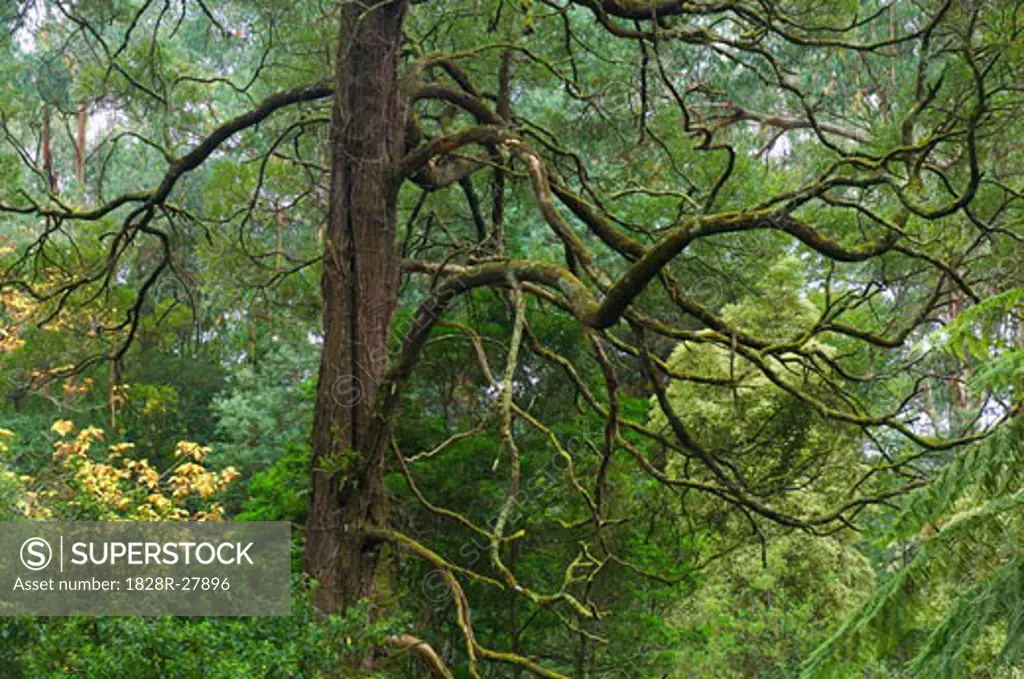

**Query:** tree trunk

left=75, top=103, right=87, bottom=185
left=305, top=0, right=408, bottom=612
left=109, top=357, right=118, bottom=431
left=42, top=104, right=56, bottom=193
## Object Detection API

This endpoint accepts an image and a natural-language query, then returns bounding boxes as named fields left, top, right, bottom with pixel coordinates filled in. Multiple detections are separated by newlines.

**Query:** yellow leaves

left=77, top=426, right=104, bottom=445
left=0, top=335, right=26, bottom=352
left=220, top=466, right=240, bottom=488
left=17, top=492, right=52, bottom=519
left=174, top=461, right=205, bottom=477
left=174, top=441, right=211, bottom=462
left=148, top=493, right=172, bottom=511
left=194, top=503, right=225, bottom=522
left=0, top=287, right=35, bottom=352
left=194, top=475, right=217, bottom=499
left=52, top=424, right=104, bottom=460
left=134, top=461, right=160, bottom=490
left=75, top=458, right=131, bottom=511
left=165, top=459, right=239, bottom=503
left=0, top=428, right=15, bottom=439
left=132, top=493, right=190, bottom=522
left=107, top=442, right=135, bottom=460
left=0, top=330, right=26, bottom=352
left=169, top=462, right=217, bottom=499
left=54, top=441, right=84, bottom=460
left=15, top=421, right=239, bottom=522
left=51, top=420, right=75, bottom=437
left=62, top=377, right=93, bottom=399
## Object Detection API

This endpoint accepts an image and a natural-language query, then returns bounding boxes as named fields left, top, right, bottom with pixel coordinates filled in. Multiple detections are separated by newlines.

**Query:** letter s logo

left=20, top=537, right=52, bottom=571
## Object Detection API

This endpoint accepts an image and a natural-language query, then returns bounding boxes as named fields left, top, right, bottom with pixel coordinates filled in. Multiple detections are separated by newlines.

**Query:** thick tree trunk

left=305, top=0, right=408, bottom=612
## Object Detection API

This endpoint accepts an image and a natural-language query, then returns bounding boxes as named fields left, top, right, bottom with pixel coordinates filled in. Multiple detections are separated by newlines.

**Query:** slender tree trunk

left=75, top=103, right=87, bottom=185
left=109, top=357, right=118, bottom=431
left=248, top=319, right=258, bottom=366
left=41, top=104, right=56, bottom=193
left=305, top=0, right=408, bottom=612
left=275, top=208, right=285, bottom=273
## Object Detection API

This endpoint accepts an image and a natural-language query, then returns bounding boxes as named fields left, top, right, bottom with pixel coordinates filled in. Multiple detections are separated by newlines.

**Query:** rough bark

left=304, top=0, right=409, bottom=612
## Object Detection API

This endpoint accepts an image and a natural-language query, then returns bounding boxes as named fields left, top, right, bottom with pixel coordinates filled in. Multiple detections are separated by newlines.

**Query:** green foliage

left=650, top=256, right=865, bottom=514
left=0, top=430, right=25, bottom=520
left=670, top=533, right=874, bottom=678
left=945, top=288, right=1024, bottom=397
left=211, top=340, right=317, bottom=464
left=0, top=589, right=407, bottom=679
left=0, top=0, right=1021, bottom=677
left=236, top=442, right=311, bottom=523
left=803, top=422, right=1024, bottom=678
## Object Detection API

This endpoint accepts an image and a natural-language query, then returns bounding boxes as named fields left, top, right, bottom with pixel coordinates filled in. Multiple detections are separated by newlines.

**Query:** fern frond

left=909, top=558, right=1024, bottom=678
left=885, top=424, right=1024, bottom=544
left=802, top=421, right=1024, bottom=678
